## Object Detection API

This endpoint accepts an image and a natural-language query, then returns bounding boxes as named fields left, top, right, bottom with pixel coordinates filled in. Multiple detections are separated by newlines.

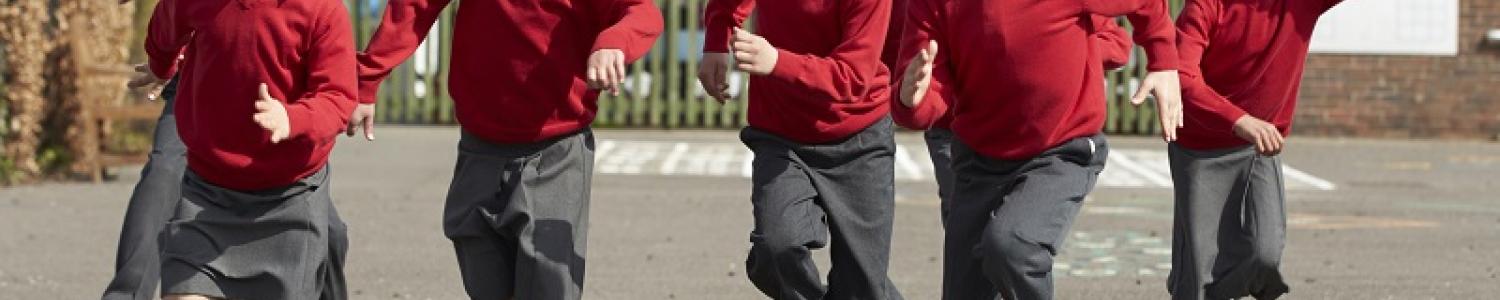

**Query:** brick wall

left=1296, top=0, right=1500, bottom=139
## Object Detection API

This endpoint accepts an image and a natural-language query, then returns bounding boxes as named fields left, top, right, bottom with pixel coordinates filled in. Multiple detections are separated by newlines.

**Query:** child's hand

left=697, top=53, right=732, bottom=102
left=730, top=27, right=777, bottom=76
left=587, top=49, right=626, bottom=96
left=127, top=64, right=168, bottom=101
left=1233, top=115, right=1283, bottom=156
left=346, top=103, right=376, bottom=141
left=900, top=40, right=938, bottom=109
left=253, top=84, right=291, bottom=143
left=1133, top=70, right=1184, bottom=142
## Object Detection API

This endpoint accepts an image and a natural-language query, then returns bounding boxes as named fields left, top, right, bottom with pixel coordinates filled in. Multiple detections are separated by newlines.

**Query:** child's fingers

left=732, top=41, right=755, bottom=52
left=254, top=99, right=272, bottom=111
left=1130, top=81, right=1151, bottom=105
left=258, top=83, right=273, bottom=100
left=362, top=117, right=376, bottom=141
left=925, top=40, right=939, bottom=60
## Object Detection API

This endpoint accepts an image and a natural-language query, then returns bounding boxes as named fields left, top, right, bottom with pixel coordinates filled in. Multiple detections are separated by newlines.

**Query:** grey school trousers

left=1166, top=143, right=1289, bottom=300
left=923, top=128, right=956, bottom=222
left=102, top=78, right=184, bottom=300
left=740, top=117, right=904, bottom=300
left=944, top=134, right=1108, bottom=300
left=443, top=129, right=594, bottom=300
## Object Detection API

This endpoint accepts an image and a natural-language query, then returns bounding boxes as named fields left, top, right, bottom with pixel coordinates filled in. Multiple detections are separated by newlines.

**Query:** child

left=895, top=0, right=1185, bottom=299
left=357, top=0, right=661, bottom=298
left=106, top=75, right=184, bottom=300
left=696, top=0, right=902, bottom=298
left=891, top=16, right=1137, bottom=223
left=1168, top=0, right=1346, bottom=299
left=138, top=0, right=359, bottom=298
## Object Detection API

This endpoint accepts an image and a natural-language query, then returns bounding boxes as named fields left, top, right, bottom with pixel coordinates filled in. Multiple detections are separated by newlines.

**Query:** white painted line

left=594, top=140, right=617, bottom=164
left=659, top=143, right=691, bottom=175
left=894, top=145, right=925, bottom=180
left=1282, top=166, right=1337, bottom=191
left=741, top=149, right=755, bottom=178
left=1107, top=154, right=1174, bottom=187
left=707, top=146, right=732, bottom=176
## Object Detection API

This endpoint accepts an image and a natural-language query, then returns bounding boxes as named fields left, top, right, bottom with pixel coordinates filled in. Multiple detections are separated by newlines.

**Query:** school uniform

left=359, top=0, right=661, bottom=298
left=101, top=83, right=352, bottom=300
left=895, top=0, right=1178, bottom=299
left=143, top=0, right=359, bottom=298
left=704, top=0, right=902, bottom=298
left=1169, top=0, right=1344, bottom=299
left=891, top=16, right=1134, bottom=222
left=101, top=78, right=184, bottom=300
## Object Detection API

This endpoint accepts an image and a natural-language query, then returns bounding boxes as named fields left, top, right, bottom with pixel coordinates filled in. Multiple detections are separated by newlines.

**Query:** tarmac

left=2, top=126, right=1497, bottom=299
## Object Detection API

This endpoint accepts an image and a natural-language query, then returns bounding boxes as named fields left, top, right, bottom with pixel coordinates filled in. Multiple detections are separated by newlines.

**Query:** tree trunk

left=0, top=0, right=53, bottom=181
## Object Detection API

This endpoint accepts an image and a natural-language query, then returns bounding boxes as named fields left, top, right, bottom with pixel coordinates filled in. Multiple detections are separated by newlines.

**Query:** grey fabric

left=102, top=78, right=185, bottom=300
left=160, top=166, right=345, bottom=300
left=102, top=78, right=348, bottom=300
left=321, top=205, right=349, bottom=300
left=443, top=129, right=594, bottom=300
left=944, top=134, right=1108, bottom=300
left=923, top=128, right=955, bottom=223
left=739, top=116, right=904, bottom=300
left=1166, top=143, right=1289, bottom=300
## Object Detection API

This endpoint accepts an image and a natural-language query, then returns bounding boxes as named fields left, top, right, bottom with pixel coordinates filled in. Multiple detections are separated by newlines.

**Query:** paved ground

left=2, top=126, right=1498, bottom=299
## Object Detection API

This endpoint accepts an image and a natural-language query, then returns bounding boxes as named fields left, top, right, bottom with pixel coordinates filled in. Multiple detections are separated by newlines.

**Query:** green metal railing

left=348, top=0, right=1183, bottom=134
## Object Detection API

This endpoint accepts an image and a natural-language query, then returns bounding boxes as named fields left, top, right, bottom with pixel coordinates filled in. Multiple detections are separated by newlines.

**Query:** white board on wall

left=1309, top=0, right=1459, bottom=56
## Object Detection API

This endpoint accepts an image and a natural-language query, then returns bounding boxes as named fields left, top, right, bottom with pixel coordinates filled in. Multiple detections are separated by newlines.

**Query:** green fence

left=349, top=0, right=1183, bottom=134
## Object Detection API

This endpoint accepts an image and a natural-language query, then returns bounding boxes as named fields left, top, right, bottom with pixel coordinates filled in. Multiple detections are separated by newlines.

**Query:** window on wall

left=1310, top=0, right=1460, bottom=56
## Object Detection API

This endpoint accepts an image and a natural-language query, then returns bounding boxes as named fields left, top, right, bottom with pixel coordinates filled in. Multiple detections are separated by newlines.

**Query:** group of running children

left=100, top=0, right=1346, bottom=299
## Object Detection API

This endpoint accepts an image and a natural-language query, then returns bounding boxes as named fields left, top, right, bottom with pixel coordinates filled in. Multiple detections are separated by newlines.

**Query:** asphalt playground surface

left=2, top=126, right=1498, bottom=299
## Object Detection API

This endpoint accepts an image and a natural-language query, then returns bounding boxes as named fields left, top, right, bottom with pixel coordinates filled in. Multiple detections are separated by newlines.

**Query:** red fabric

left=892, top=15, right=1135, bottom=131
left=1094, top=17, right=1133, bottom=70
left=1175, top=0, right=1344, bottom=150
left=359, top=0, right=662, bottom=144
left=881, top=0, right=910, bottom=72
left=893, top=0, right=1176, bottom=160
left=145, top=0, right=357, bottom=190
left=704, top=0, right=893, bottom=143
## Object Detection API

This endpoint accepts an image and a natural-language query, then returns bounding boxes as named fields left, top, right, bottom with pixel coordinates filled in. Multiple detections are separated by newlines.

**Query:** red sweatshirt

left=892, top=16, right=1135, bottom=131
left=704, top=0, right=892, bottom=144
left=894, top=0, right=1178, bottom=160
left=145, top=0, right=357, bottom=191
left=360, top=0, right=662, bottom=144
left=1175, top=0, right=1344, bottom=150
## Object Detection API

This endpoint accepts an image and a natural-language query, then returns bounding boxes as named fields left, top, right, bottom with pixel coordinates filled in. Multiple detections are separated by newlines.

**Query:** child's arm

left=589, top=0, right=664, bottom=63
left=282, top=5, right=359, bottom=143
left=702, top=0, right=756, bottom=54
left=697, top=0, right=756, bottom=102
left=584, top=0, right=664, bottom=95
left=143, top=0, right=190, bottom=80
left=1092, top=16, right=1133, bottom=70
left=1079, top=0, right=1177, bottom=72
left=1081, top=0, right=1183, bottom=141
left=891, top=0, right=954, bottom=130
left=1176, top=0, right=1283, bottom=154
left=1175, top=0, right=1245, bottom=132
left=747, top=0, right=891, bottom=104
left=357, top=0, right=454, bottom=104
